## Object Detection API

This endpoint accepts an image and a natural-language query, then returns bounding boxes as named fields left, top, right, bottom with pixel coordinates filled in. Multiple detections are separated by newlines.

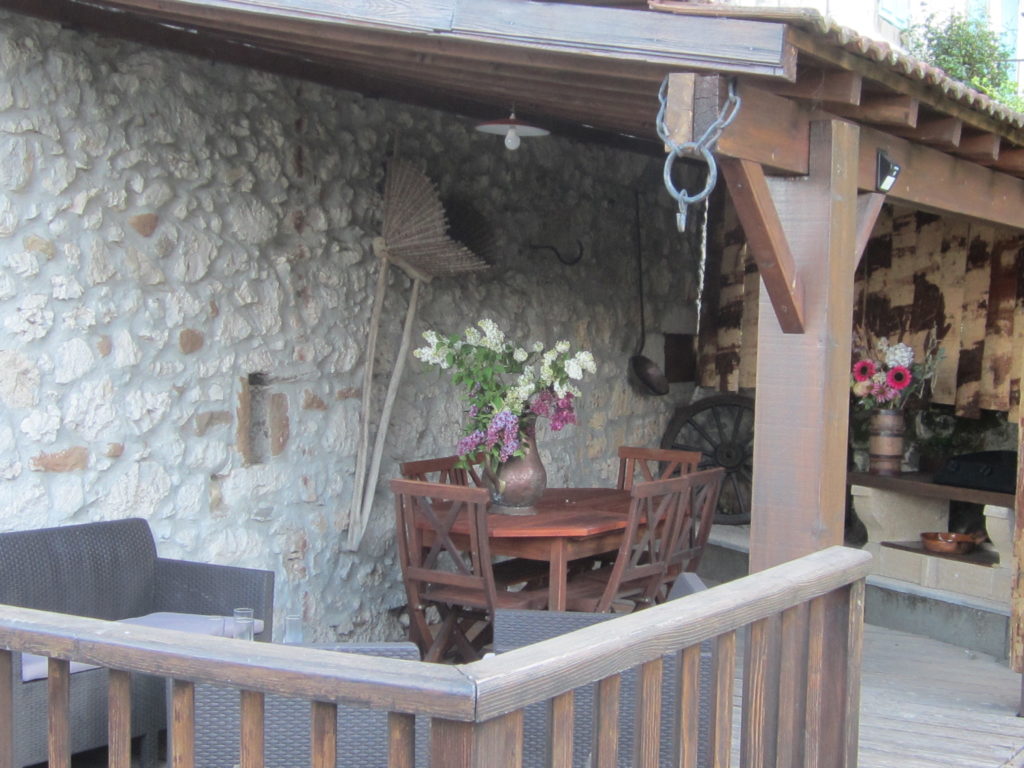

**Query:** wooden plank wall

left=699, top=189, right=759, bottom=392
left=700, top=199, right=1024, bottom=421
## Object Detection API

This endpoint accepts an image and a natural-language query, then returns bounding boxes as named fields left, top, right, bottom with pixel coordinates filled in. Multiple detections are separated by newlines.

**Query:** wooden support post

left=108, top=670, right=132, bottom=768
left=48, top=658, right=71, bottom=768
left=748, top=119, right=859, bottom=572
left=171, top=679, right=196, bottom=768
left=388, top=712, right=417, bottom=768
left=1012, top=353, right=1024, bottom=709
left=0, top=651, right=11, bottom=768
left=431, top=713, right=524, bottom=768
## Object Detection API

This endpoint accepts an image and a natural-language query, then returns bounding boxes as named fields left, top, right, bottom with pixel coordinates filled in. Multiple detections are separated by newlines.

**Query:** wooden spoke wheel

left=661, top=394, right=755, bottom=525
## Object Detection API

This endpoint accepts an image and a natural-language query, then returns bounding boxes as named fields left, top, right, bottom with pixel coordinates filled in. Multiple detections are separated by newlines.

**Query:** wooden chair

left=658, top=467, right=725, bottom=599
left=398, top=454, right=484, bottom=486
left=617, top=445, right=702, bottom=490
left=563, top=475, right=689, bottom=613
left=399, top=456, right=549, bottom=589
left=391, top=478, right=548, bottom=662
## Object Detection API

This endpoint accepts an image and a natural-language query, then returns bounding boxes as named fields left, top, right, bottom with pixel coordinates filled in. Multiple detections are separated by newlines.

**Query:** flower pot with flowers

left=413, top=318, right=596, bottom=511
left=850, top=329, right=941, bottom=475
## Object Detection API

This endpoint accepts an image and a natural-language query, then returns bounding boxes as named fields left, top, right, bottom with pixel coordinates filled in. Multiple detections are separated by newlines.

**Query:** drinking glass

left=283, top=614, right=303, bottom=644
left=233, top=607, right=254, bottom=641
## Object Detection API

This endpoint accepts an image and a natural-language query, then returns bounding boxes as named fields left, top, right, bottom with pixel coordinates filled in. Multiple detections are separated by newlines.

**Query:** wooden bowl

left=920, top=531, right=977, bottom=555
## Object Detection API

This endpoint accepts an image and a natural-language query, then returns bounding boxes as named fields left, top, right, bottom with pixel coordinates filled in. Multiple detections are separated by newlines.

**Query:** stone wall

left=0, top=11, right=701, bottom=640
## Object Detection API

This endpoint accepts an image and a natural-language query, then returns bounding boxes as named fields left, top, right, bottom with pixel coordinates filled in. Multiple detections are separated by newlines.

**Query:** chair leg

left=424, top=613, right=458, bottom=664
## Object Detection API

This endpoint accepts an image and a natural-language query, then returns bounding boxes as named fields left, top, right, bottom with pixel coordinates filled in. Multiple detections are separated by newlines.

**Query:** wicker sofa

left=0, top=517, right=274, bottom=768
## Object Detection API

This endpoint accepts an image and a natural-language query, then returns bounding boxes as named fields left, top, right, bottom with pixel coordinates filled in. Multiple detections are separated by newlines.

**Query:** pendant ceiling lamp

left=475, top=110, right=550, bottom=150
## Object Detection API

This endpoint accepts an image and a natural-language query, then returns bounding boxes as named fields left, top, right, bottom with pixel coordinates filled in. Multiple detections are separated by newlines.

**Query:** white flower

left=565, top=359, right=583, bottom=380
left=464, top=327, right=483, bottom=345
left=532, top=341, right=544, bottom=353
left=555, top=340, right=570, bottom=354
left=513, top=347, right=528, bottom=362
left=478, top=318, right=506, bottom=352
left=574, top=350, right=596, bottom=374
left=885, top=342, right=914, bottom=369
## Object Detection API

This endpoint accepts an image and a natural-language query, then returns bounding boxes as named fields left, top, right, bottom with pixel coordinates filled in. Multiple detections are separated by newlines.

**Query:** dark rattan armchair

left=0, top=517, right=274, bottom=768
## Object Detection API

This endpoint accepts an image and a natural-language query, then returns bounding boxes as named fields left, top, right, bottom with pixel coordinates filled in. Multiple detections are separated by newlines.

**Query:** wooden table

left=422, top=487, right=633, bottom=611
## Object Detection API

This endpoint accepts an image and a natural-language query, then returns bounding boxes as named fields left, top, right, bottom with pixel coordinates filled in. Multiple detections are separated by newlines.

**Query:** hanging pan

left=629, top=191, right=669, bottom=396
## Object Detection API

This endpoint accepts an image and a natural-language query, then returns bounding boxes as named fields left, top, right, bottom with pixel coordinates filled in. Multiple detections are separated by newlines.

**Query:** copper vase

left=486, top=431, right=547, bottom=513
left=868, top=409, right=905, bottom=476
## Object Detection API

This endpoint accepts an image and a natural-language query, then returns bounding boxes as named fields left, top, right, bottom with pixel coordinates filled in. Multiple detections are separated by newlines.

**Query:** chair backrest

left=391, top=478, right=498, bottom=615
left=398, top=454, right=485, bottom=487
left=664, top=467, right=726, bottom=582
left=616, top=446, right=702, bottom=490
left=591, top=475, right=690, bottom=612
left=0, top=517, right=158, bottom=621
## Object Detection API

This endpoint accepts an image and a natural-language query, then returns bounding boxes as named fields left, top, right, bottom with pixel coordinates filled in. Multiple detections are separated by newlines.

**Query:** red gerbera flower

left=887, top=366, right=912, bottom=390
left=852, top=360, right=876, bottom=382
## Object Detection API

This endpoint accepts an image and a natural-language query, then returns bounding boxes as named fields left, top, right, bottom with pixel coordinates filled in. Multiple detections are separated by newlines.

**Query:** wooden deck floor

left=857, top=623, right=1024, bottom=768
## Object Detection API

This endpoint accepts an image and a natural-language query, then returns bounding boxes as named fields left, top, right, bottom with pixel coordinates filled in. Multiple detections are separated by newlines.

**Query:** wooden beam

left=769, top=67, right=861, bottom=105
left=857, top=126, right=1024, bottom=232
left=749, top=119, right=859, bottom=572
left=890, top=116, right=962, bottom=150
left=1013, top=368, right=1024, bottom=680
left=991, top=148, right=1024, bottom=175
left=689, top=77, right=810, bottom=175
left=721, top=157, right=805, bottom=333
left=831, top=94, right=919, bottom=128
left=955, top=132, right=1001, bottom=162
left=54, top=0, right=798, bottom=78
left=784, top=26, right=1024, bottom=148
left=853, top=193, right=886, bottom=268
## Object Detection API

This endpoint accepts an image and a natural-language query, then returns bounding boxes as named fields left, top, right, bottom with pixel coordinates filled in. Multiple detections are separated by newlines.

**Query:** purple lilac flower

left=457, top=430, right=485, bottom=456
left=550, top=393, right=576, bottom=431
left=530, top=390, right=554, bottom=418
left=499, top=438, right=520, bottom=462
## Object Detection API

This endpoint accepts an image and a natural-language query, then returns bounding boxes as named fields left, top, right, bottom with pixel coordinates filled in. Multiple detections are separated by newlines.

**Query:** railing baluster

left=171, top=679, right=196, bottom=768
left=431, top=713, right=523, bottom=767
left=844, top=580, right=866, bottom=768
left=549, top=691, right=574, bottom=768
left=741, top=616, right=780, bottom=768
left=805, top=590, right=850, bottom=768
left=0, top=650, right=12, bottom=768
left=676, top=644, right=701, bottom=768
left=387, top=712, right=416, bottom=768
left=636, top=657, right=663, bottom=768
left=240, top=690, right=265, bottom=768
left=311, top=701, right=337, bottom=768
left=48, top=658, right=71, bottom=768
left=108, top=669, right=132, bottom=768
left=709, top=631, right=736, bottom=768
left=776, top=603, right=808, bottom=768
left=593, top=673, right=620, bottom=768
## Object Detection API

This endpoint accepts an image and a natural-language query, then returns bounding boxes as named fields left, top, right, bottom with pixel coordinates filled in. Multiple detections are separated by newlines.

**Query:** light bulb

left=504, top=126, right=521, bottom=151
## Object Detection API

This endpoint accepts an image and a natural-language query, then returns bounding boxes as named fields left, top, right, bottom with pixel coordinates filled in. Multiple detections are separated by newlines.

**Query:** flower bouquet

left=413, top=318, right=596, bottom=505
left=850, top=329, right=941, bottom=411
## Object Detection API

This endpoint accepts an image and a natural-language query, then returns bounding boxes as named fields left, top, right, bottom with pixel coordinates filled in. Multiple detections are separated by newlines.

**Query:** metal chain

left=656, top=76, right=741, bottom=232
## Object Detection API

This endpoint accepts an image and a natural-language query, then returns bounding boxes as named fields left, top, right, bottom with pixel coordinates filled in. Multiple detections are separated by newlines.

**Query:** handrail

left=0, top=546, right=872, bottom=767
left=0, top=610, right=474, bottom=719
left=467, top=545, right=871, bottom=720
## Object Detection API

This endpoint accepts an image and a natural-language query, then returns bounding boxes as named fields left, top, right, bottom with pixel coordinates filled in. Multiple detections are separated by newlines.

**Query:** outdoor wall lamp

left=475, top=110, right=549, bottom=151
left=876, top=150, right=901, bottom=192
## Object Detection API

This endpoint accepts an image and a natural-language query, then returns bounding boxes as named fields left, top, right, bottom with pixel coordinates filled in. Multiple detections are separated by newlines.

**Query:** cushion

left=20, top=612, right=265, bottom=682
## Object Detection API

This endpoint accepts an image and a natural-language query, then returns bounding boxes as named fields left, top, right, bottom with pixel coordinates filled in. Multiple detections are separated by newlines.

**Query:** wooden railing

left=0, top=546, right=871, bottom=768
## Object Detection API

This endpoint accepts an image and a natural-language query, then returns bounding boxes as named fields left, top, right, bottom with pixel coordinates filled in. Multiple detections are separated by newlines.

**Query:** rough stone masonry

left=0, top=10, right=701, bottom=640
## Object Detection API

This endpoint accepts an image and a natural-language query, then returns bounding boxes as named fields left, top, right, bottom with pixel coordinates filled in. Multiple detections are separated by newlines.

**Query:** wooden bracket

left=853, top=192, right=886, bottom=271
left=720, top=156, right=805, bottom=333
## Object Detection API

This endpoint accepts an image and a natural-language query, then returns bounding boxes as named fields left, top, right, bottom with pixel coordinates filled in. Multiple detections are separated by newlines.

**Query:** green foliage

left=904, top=12, right=1022, bottom=109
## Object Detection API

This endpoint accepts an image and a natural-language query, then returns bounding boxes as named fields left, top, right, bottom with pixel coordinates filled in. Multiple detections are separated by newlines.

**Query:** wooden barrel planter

left=868, top=409, right=905, bottom=475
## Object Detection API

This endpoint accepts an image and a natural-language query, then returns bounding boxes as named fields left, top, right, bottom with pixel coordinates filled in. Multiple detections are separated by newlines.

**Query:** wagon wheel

left=661, top=394, right=755, bottom=525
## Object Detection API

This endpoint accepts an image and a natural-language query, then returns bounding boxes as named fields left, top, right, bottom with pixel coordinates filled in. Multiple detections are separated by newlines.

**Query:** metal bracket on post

left=656, top=76, right=741, bottom=232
